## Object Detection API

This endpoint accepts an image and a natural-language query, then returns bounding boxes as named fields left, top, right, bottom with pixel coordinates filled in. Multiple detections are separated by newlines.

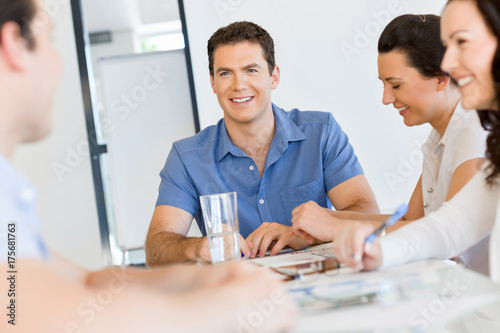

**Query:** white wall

left=184, top=0, right=448, bottom=212
left=89, top=30, right=137, bottom=73
left=13, top=1, right=103, bottom=270
left=9, top=0, right=451, bottom=270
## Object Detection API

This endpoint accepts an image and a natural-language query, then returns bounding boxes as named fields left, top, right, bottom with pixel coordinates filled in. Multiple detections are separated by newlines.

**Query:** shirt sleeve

left=0, top=195, right=48, bottom=263
left=381, top=166, right=497, bottom=268
left=447, top=114, right=487, bottom=173
left=155, top=143, right=199, bottom=216
left=323, top=113, right=364, bottom=191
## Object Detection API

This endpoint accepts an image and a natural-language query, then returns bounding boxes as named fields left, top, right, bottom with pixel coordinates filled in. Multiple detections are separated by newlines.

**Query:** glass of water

left=200, top=191, right=240, bottom=263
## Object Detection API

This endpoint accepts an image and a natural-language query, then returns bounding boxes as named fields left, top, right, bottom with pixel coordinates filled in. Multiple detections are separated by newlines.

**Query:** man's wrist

left=192, top=236, right=210, bottom=264
left=187, top=237, right=203, bottom=262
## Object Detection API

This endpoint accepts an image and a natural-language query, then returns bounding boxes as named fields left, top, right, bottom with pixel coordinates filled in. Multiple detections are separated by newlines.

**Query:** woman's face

left=378, top=51, right=447, bottom=127
left=441, top=0, right=498, bottom=111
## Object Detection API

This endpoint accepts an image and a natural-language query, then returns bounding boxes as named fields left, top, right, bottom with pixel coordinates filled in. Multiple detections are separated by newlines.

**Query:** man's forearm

left=86, top=264, right=207, bottom=294
left=338, top=198, right=379, bottom=214
left=145, top=231, right=204, bottom=266
left=6, top=260, right=231, bottom=333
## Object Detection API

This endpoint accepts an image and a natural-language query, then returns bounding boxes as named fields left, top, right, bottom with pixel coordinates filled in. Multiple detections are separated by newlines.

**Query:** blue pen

left=364, top=203, right=409, bottom=252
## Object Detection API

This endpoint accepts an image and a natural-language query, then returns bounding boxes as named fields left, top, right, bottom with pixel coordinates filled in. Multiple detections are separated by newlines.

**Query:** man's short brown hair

left=207, top=21, right=275, bottom=77
left=0, top=0, right=37, bottom=49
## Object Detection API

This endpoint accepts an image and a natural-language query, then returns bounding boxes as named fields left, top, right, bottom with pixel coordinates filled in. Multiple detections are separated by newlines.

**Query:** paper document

left=251, top=245, right=444, bottom=313
left=249, top=243, right=334, bottom=268
left=288, top=260, right=443, bottom=313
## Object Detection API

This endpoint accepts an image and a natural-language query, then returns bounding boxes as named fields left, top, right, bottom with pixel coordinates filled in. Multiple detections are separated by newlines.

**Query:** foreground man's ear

left=0, top=21, right=31, bottom=72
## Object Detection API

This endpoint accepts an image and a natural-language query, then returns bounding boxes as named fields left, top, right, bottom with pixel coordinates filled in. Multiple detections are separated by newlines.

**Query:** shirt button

left=424, top=203, right=430, bottom=209
left=259, top=199, right=264, bottom=205
left=427, top=188, right=434, bottom=193
left=249, top=165, right=254, bottom=171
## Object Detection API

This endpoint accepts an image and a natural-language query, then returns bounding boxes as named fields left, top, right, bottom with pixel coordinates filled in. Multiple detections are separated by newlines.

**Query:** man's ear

left=271, top=65, right=280, bottom=90
left=436, top=75, right=451, bottom=92
left=210, top=72, right=216, bottom=94
left=0, top=21, right=29, bottom=71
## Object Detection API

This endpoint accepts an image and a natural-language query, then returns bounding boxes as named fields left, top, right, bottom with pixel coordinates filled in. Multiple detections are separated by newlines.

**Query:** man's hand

left=195, top=235, right=251, bottom=263
left=290, top=201, right=342, bottom=243
left=245, top=222, right=308, bottom=258
left=177, top=261, right=298, bottom=333
left=214, top=263, right=298, bottom=332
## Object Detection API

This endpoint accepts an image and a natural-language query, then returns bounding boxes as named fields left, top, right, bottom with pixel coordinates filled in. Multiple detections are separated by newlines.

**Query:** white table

left=287, top=260, right=500, bottom=332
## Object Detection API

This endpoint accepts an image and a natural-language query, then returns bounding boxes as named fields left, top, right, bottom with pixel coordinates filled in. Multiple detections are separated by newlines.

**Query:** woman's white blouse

left=420, top=104, right=489, bottom=273
left=421, top=104, right=487, bottom=215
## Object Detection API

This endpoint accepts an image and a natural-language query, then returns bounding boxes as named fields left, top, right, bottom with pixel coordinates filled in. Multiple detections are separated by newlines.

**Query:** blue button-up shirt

left=156, top=104, right=364, bottom=238
left=0, top=154, right=49, bottom=263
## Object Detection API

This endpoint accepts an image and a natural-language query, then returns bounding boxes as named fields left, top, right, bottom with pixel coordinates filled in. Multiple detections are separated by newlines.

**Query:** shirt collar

left=421, top=101, right=466, bottom=155
left=0, top=153, right=37, bottom=208
left=439, top=102, right=467, bottom=147
left=273, top=103, right=307, bottom=139
left=216, top=119, right=244, bottom=162
left=216, top=104, right=306, bottom=162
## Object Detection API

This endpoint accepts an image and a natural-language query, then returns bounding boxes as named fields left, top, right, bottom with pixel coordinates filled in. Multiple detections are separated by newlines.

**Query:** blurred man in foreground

left=0, top=0, right=296, bottom=331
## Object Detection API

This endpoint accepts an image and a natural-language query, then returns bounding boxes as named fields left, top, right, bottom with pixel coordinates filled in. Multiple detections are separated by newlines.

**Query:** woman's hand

left=332, top=221, right=383, bottom=271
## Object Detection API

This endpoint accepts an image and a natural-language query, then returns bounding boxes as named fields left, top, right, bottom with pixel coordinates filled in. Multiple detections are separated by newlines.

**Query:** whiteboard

left=183, top=0, right=447, bottom=212
left=97, top=50, right=196, bottom=250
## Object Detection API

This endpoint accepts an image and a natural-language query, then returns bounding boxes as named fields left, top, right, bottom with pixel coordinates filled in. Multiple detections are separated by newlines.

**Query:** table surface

left=285, top=260, right=500, bottom=333
left=249, top=245, right=500, bottom=333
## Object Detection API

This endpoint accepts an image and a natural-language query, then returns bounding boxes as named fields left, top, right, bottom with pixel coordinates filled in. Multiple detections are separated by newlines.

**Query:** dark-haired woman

left=291, top=14, right=489, bottom=273
left=326, top=0, right=500, bottom=283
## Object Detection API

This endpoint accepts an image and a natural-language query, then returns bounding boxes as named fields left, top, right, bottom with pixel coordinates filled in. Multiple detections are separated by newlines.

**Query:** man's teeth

left=232, top=97, right=253, bottom=103
left=397, top=106, right=408, bottom=112
left=458, top=76, right=474, bottom=87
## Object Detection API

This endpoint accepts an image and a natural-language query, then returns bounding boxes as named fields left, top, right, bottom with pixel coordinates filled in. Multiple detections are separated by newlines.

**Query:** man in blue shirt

left=0, top=1, right=295, bottom=331
left=146, top=21, right=378, bottom=265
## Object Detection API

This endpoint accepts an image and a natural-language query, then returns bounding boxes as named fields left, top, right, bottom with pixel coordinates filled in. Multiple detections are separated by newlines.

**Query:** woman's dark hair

left=0, top=0, right=37, bottom=49
left=378, top=14, right=447, bottom=78
left=446, top=0, right=500, bottom=184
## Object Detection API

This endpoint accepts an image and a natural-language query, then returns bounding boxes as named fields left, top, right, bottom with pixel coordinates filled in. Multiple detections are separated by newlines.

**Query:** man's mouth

left=231, top=97, right=254, bottom=103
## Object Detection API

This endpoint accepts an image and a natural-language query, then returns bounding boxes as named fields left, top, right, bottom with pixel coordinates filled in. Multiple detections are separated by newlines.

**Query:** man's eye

left=393, top=84, right=401, bottom=89
left=247, top=69, right=257, bottom=73
left=220, top=72, right=229, bottom=76
left=457, top=39, right=466, bottom=45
